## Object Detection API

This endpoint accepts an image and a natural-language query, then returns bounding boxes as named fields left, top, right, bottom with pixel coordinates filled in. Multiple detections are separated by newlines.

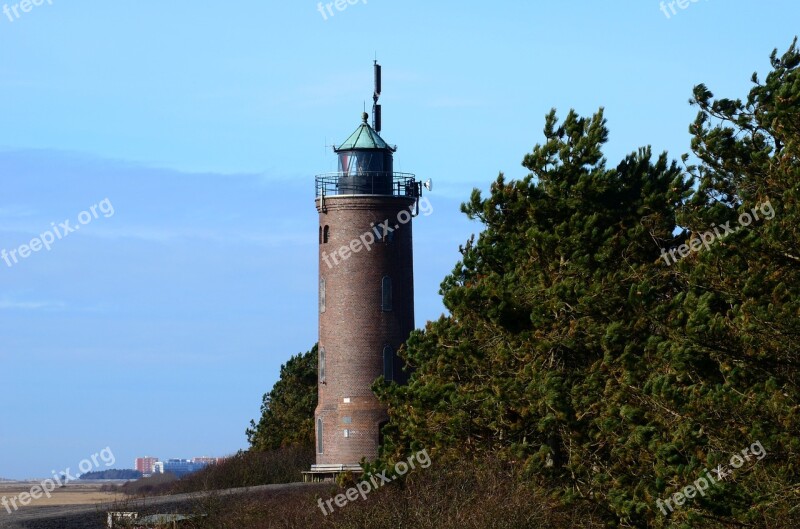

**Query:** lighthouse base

left=302, top=464, right=364, bottom=483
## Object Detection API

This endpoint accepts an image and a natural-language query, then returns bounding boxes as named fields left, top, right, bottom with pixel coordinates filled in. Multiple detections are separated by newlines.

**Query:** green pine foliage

left=376, top=40, right=800, bottom=528
left=660, top=38, right=800, bottom=526
left=247, top=344, right=318, bottom=451
left=377, top=107, right=691, bottom=527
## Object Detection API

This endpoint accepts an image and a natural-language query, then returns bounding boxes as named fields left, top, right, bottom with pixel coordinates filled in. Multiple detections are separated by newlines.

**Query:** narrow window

left=319, top=347, right=326, bottom=383
left=383, top=345, right=394, bottom=382
left=323, top=225, right=330, bottom=244
left=317, top=418, right=324, bottom=454
left=381, top=276, right=392, bottom=311
left=319, top=277, right=326, bottom=313
left=319, top=226, right=322, bottom=245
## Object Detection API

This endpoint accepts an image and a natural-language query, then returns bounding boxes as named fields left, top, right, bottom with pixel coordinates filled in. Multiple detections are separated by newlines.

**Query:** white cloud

left=0, top=298, right=66, bottom=311
left=0, top=205, right=38, bottom=219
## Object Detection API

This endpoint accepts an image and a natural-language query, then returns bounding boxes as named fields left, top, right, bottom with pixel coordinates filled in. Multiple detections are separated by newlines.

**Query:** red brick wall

left=315, top=195, right=416, bottom=465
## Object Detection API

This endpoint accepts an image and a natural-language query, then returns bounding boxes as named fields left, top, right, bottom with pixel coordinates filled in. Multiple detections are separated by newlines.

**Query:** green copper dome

left=335, top=112, right=396, bottom=152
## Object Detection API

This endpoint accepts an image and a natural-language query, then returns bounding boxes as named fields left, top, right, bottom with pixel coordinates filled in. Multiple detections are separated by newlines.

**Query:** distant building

left=137, top=456, right=221, bottom=477
left=134, top=456, right=159, bottom=475
left=162, top=459, right=208, bottom=477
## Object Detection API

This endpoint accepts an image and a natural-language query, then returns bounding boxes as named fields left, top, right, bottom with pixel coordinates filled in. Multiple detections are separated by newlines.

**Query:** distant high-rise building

left=134, top=456, right=159, bottom=475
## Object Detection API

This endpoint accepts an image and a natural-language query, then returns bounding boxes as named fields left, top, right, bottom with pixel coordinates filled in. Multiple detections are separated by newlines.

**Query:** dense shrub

left=169, top=447, right=314, bottom=494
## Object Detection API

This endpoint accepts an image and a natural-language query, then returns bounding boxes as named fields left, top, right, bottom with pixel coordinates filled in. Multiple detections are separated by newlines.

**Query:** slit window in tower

left=319, top=277, right=326, bottom=314
left=319, top=226, right=322, bottom=245
left=319, top=347, right=326, bottom=383
left=381, top=276, right=392, bottom=311
left=383, top=345, right=394, bottom=382
left=317, top=419, right=324, bottom=454
left=323, top=225, right=330, bottom=244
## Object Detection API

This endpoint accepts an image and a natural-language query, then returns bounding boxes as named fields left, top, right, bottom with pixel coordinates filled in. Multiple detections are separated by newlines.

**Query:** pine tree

left=378, top=108, right=691, bottom=526
left=377, top=40, right=800, bottom=528
left=653, top=39, right=800, bottom=525
left=247, top=344, right=318, bottom=451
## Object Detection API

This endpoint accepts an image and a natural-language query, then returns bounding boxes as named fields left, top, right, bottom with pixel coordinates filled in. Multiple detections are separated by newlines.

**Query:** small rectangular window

left=383, top=346, right=394, bottom=382
left=319, top=277, right=326, bottom=314
left=382, top=276, right=392, bottom=311
left=319, top=347, right=326, bottom=383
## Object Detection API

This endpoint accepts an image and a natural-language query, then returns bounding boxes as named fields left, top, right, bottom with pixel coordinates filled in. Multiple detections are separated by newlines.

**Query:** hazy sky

left=1, top=0, right=797, bottom=479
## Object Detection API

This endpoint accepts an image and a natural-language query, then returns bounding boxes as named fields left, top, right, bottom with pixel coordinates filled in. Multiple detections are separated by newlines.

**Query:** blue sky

left=0, top=0, right=797, bottom=479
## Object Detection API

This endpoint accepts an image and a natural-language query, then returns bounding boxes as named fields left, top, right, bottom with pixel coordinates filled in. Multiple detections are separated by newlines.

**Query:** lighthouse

left=308, top=63, right=426, bottom=479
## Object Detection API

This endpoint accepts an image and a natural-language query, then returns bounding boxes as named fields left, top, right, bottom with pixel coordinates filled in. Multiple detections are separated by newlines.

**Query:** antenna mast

left=372, top=60, right=382, bottom=133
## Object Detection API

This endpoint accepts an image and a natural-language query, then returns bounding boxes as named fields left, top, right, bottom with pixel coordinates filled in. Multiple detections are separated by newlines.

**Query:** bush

left=117, top=472, right=179, bottom=496
left=194, top=457, right=608, bottom=529
left=169, top=447, right=314, bottom=494
left=118, top=447, right=315, bottom=498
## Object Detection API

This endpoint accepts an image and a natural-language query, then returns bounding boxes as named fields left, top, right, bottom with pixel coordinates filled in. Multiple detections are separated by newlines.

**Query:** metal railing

left=315, top=172, right=417, bottom=198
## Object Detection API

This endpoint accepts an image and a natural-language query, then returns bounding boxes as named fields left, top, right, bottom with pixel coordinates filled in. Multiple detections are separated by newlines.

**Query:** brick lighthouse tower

left=309, top=64, right=427, bottom=479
